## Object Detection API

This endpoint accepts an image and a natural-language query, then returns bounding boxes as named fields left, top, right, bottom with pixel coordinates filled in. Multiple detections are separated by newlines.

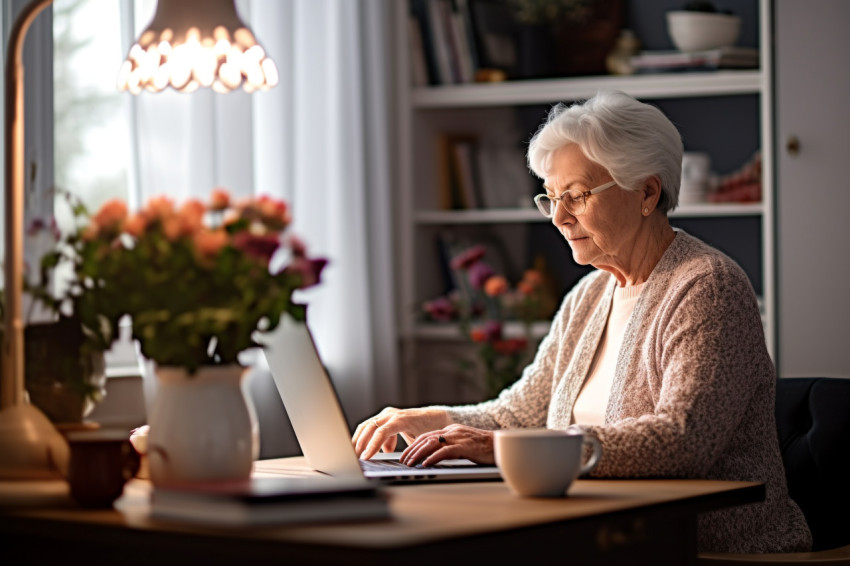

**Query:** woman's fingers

left=400, top=425, right=496, bottom=467
left=361, top=420, right=398, bottom=460
left=400, top=431, right=453, bottom=466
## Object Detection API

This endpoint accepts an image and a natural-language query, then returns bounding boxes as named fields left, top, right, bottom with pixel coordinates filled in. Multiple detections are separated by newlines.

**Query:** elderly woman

left=353, top=90, right=811, bottom=553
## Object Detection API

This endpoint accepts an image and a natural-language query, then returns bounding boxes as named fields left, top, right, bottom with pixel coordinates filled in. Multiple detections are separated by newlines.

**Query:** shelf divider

left=412, top=71, right=763, bottom=109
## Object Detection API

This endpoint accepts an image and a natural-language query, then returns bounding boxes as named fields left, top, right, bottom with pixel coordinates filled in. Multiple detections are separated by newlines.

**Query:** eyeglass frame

left=533, top=180, right=618, bottom=217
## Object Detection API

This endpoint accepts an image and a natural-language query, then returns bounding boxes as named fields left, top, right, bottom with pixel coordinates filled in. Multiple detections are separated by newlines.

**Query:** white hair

left=527, top=90, right=683, bottom=212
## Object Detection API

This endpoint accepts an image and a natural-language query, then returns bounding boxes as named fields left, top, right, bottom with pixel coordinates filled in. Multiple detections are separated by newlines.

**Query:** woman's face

left=543, top=144, right=646, bottom=277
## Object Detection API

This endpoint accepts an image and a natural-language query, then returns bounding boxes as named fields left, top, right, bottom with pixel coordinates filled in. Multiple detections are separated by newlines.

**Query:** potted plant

left=54, top=188, right=326, bottom=486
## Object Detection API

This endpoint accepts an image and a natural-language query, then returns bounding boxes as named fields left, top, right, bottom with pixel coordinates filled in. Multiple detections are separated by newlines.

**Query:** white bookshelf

left=394, top=0, right=773, bottom=404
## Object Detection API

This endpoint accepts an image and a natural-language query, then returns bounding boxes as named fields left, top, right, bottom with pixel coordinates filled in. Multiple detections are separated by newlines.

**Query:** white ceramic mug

left=494, top=428, right=602, bottom=498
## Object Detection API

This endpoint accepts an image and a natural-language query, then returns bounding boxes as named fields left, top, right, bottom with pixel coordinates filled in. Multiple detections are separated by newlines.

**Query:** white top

left=571, top=283, right=644, bottom=426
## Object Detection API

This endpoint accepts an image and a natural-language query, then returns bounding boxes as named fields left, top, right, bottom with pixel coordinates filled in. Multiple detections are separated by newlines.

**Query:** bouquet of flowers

left=422, top=244, right=547, bottom=398
left=46, top=189, right=326, bottom=374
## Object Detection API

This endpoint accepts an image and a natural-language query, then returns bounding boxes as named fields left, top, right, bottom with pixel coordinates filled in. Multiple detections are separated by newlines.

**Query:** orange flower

left=161, top=215, right=182, bottom=241
left=209, top=188, right=230, bottom=211
left=123, top=213, right=148, bottom=238
left=145, top=195, right=175, bottom=220
left=91, top=199, right=128, bottom=239
left=193, top=228, right=229, bottom=261
left=256, top=195, right=290, bottom=230
left=518, top=269, right=543, bottom=296
left=81, top=221, right=99, bottom=242
left=484, top=275, right=508, bottom=297
left=178, top=199, right=206, bottom=236
left=469, top=328, right=488, bottom=343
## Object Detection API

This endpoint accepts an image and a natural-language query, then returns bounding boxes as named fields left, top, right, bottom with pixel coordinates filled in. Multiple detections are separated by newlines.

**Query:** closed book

left=150, top=476, right=390, bottom=526
left=630, top=47, right=759, bottom=72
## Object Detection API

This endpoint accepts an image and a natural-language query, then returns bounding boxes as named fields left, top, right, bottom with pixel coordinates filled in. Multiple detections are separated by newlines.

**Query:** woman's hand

left=352, top=407, right=450, bottom=461
left=401, top=424, right=496, bottom=467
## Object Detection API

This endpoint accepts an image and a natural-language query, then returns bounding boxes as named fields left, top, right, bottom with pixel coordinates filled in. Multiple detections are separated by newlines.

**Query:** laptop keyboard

left=360, top=459, right=427, bottom=472
left=359, top=458, right=483, bottom=472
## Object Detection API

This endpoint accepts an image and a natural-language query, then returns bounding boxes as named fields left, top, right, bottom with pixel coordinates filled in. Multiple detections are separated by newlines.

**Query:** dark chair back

left=775, top=377, right=850, bottom=551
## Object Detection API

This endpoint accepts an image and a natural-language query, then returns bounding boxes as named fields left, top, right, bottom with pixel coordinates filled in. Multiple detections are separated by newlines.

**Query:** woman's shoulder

left=648, top=231, right=758, bottom=314
left=662, top=230, right=751, bottom=286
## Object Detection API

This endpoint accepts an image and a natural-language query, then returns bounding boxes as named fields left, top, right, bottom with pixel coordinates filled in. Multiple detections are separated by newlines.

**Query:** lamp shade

left=117, top=0, right=279, bottom=94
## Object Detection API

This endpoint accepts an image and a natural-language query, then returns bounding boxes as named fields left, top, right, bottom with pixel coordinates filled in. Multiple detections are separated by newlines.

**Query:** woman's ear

left=642, top=175, right=663, bottom=214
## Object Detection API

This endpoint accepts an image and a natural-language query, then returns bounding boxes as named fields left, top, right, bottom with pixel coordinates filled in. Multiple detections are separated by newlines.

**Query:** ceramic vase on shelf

left=146, top=364, right=258, bottom=487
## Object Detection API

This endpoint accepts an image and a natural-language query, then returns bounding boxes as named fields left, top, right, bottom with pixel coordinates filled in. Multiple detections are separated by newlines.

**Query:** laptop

left=258, top=315, right=502, bottom=484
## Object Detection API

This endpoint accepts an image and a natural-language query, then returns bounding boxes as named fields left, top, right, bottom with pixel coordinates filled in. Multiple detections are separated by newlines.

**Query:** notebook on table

left=258, top=315, right=502, bottom=484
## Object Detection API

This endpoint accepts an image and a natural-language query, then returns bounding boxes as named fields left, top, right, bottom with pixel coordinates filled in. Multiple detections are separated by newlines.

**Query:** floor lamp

left=0, top=0, right=278, bottom=479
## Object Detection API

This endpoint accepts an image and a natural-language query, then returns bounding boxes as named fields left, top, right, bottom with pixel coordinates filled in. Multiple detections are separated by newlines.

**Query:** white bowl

left=666, top=11, right=741, bottom=52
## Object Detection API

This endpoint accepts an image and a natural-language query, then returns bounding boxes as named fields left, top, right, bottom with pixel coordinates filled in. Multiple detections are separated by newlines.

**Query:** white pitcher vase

left=147, top=364, right=258, bottom=486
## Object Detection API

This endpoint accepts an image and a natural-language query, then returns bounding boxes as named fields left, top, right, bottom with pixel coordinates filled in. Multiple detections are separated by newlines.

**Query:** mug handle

left=578, top=435, right=602, bottom=476
left=121, top=441, right=142, bottom=480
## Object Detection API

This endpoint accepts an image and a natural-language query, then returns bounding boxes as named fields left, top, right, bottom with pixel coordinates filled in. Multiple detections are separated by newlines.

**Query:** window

left=53, top=0, right=145, bottom=375
left=53, top=0, right=133, bottom=230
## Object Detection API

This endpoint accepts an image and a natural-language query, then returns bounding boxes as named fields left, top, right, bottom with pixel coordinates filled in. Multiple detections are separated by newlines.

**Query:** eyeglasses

left=533, top=180, right=617, bottom=217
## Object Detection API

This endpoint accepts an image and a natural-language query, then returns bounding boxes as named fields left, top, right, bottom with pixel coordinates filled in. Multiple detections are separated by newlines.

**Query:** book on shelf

left=149, top=475, right=390, bottom=526
left=410, top=0, right=484, bottom=85
left=408, top=16, right=430, bottom=87
left=425, top=0, right=456, bottom=84
left=630, top=47, right=759, bottom=72
left=437, top=133, right=485, bottom=210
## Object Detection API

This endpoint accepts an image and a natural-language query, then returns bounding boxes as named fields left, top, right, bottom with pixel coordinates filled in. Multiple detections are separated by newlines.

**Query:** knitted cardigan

left=441, top=231, right=812, bottom=553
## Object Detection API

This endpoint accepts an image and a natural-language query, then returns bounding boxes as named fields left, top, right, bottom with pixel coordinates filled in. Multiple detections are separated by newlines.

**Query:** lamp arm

left=2, top=0, right=54, bottom=409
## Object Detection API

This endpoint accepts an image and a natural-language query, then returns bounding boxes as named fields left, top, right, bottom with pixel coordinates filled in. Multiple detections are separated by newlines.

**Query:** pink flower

left=209, top=188, right=230, bottom=211
left=27, top=218, right=46, bottom=236
left=423, top=296, right=457, bottom=321
left=467, top=261, right=494, bottom=289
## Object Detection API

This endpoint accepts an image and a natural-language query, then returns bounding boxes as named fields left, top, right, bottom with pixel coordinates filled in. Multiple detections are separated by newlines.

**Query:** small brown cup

left=64, top=429, right=141, bottom=508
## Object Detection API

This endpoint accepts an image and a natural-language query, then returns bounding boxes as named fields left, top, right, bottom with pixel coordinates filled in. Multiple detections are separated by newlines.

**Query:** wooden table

left=0, top=457, right=764, bottom=566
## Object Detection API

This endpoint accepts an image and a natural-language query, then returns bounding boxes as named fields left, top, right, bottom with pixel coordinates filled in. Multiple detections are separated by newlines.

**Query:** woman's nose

left=552, top=201, right=574, bottom=226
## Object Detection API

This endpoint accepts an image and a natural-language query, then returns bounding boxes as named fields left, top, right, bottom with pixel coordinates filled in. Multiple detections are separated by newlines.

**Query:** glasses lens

left=568, top=193, right=586, bottom=215
left=535, top=195, right=553, bottom=217
left=535, top=192, right=587, bottom=216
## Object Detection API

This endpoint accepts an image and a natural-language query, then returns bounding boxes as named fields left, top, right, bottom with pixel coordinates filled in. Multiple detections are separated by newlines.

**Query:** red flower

left=232, top=232, right=281, bottom=262
left=472, top=320, right=503, bottom=343
left=493, top=338, right=528, bottom=356
left=450, top=245, right=487, bottom=270
left=283, top=256, right=328, bottom=289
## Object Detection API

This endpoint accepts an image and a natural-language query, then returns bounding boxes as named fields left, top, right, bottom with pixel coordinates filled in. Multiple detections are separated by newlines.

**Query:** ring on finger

left=438, top=435, right=447, bottom=444
left=372, top=419, right=380, bottom=428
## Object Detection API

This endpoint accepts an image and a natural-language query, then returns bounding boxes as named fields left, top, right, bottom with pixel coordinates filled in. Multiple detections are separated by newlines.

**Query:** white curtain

left=121, top=0, right=400, bottom=422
